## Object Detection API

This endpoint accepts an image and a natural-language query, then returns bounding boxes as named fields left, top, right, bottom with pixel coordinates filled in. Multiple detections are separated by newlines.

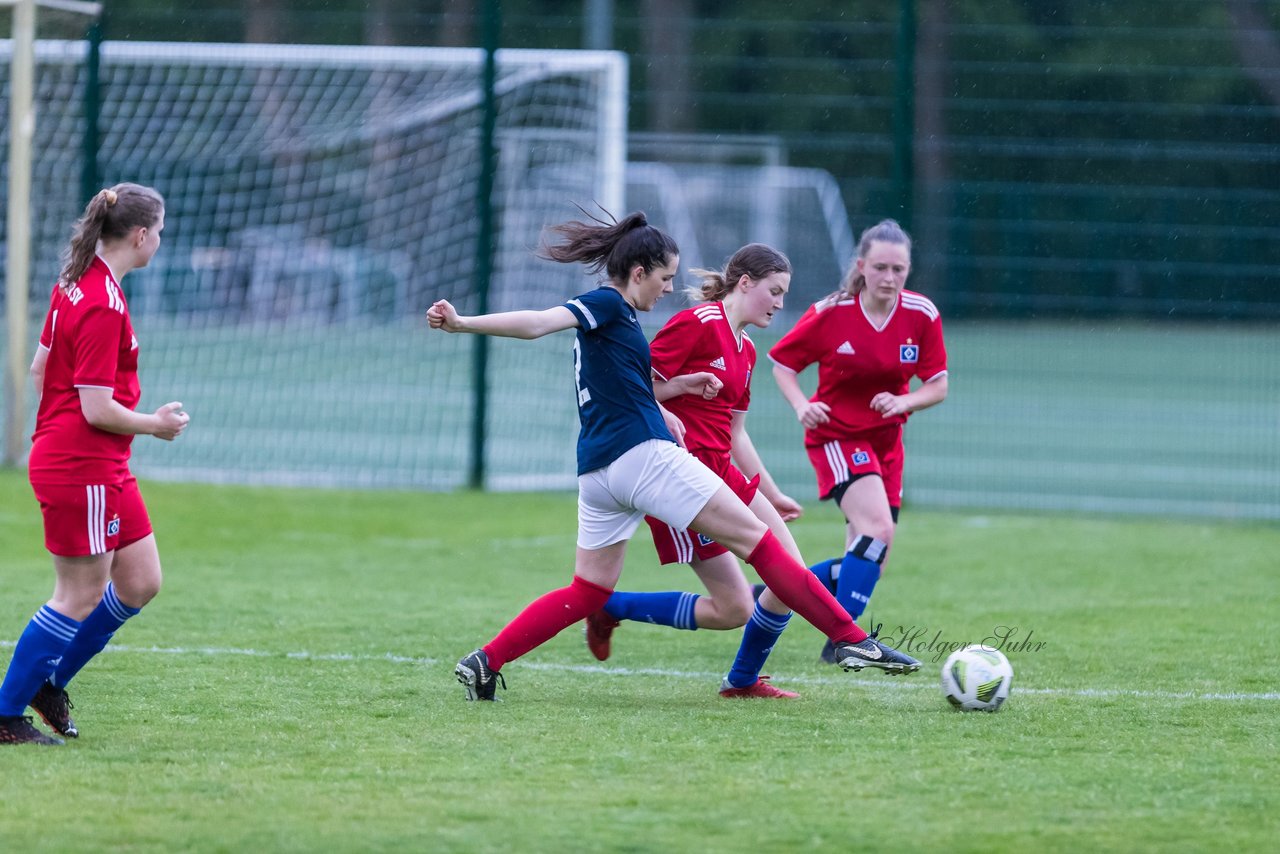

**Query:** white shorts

left=577, top=439, right=723, bottom=550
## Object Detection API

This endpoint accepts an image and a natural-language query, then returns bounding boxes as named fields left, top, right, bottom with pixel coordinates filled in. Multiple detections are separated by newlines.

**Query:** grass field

left=0, top=468, right=1276, bottom=852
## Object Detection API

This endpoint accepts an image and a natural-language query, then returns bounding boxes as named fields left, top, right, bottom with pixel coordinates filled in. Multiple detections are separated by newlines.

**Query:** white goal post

left=2, top=0, right=102, bottom=464
left=1, top=39, right=626, bottom=487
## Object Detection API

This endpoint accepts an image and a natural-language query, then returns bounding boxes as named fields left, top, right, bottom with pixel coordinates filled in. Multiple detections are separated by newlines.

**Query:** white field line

left=4, top=641, right=1276, bottom=702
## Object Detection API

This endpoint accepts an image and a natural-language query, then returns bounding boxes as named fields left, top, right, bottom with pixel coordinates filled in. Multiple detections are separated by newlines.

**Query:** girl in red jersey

left=0, top=184, right=189, bottom=746
left=769, top=219, right=948, bottom=663
left=582, top=244, right=817, bottom=698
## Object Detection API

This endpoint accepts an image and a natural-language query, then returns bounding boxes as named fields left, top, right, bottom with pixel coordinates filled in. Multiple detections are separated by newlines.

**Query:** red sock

left=747, top=530, right=866, bottom=644
left=482, top=576, right=613, bottom=671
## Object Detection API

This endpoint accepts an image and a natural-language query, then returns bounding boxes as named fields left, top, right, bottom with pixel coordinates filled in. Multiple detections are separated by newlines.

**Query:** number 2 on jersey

left=573, top=339, right=591, bottom=407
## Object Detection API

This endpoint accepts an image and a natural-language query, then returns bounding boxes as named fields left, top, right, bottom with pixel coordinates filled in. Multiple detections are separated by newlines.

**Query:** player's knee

left=722, top=591, right=754, bottom=628
left=115, top=571, right=162, bottom=608
left=701, top=591, right=753, bottom=630
left=848, top=533, right=891, bottom=568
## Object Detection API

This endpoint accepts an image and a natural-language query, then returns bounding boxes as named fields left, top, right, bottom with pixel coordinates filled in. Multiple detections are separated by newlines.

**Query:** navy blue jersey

left=563, top=286, right=674, bottom=474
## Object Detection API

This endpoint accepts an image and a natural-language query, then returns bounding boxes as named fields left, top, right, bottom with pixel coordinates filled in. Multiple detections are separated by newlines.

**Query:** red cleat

left=584, top=609, right=620, bottom=661
left=718, top=675, right=800, bottom=699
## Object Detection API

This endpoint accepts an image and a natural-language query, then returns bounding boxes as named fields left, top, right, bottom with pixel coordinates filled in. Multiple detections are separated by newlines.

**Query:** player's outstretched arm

left=427, top=299, right=578, bottom=340
left=652, top=371, right=723, bottom=402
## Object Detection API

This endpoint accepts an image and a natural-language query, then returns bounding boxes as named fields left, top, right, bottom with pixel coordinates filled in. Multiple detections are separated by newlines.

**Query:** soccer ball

left=940, top=645, right=1013, bottom=712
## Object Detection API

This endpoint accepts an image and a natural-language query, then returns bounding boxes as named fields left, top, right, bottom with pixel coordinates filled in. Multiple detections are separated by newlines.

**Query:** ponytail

left=685, top=243, right=791, bottom=303
left=541, top=206, right=679, bottom=285
left=59, top=183, right=165, bottom=286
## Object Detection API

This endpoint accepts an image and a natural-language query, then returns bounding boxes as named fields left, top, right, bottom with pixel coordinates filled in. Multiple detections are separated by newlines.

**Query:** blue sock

left=604, top=591, right=700, bottom=630
left=808, top=557, right=840, bottom=594
left=835, top=555, right=881, bottom=621
left=725, top=602, right=792, bottom=688
left=53, top=582, right=141, bottom=689
left=0, top=606, right=81, bottom=716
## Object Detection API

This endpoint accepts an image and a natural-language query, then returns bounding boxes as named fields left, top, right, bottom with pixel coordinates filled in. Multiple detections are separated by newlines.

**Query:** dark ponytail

left=541, top=207, right=679, bottom=284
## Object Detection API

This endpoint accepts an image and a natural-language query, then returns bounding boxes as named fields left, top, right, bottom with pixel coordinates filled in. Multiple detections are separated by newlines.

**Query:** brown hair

left=541, top=207, right=679, bottom=284
left=58, top=183, right=165, bottom=286
left=832, top=218, right=912, bottom=300
left=686, top=243, right=792, bottom=302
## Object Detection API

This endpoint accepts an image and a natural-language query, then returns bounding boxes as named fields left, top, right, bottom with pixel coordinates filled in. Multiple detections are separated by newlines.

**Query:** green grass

left=1, top=468, right=1276, bottom=852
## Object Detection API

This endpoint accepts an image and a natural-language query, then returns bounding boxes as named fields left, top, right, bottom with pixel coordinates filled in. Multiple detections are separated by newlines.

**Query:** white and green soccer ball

left=941, top=645, right=1013, bottom=712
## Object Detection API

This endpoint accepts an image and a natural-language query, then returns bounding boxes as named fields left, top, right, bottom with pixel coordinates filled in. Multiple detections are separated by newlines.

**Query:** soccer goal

left=0, top=40, right=626, bottom=488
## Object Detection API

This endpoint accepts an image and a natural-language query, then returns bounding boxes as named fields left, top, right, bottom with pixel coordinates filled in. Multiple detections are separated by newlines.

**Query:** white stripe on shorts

left=823, top=441, right=849, bottom=485
left=86, top=484, right=105, bottom=554
left=666, top=525, right=694, bottom=563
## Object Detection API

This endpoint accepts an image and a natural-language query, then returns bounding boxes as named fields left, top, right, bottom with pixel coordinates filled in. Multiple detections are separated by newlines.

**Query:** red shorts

left=30, top=476, right=152, bottom=557
left=644, top=459, right=760, bottom=565
left=805, top=425, right=905, bottom=508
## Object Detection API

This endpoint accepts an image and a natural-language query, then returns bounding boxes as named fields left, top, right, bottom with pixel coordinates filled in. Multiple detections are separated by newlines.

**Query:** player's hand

left=426, top=299, right=464, bottom=332
left=870, top=392, right=910, bottom=418
left=771, top=492, right=804, bottom=522
left=674, top=371, right=723, bottom=400
left=659, top=405, right=687, bottom=447
left=152, top=401, right=189, bottom=441
left=795, top=400, right=831, bottom=429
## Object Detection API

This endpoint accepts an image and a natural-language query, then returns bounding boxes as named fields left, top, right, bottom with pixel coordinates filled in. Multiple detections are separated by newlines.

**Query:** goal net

left=1, top=41, right=626, bottom=488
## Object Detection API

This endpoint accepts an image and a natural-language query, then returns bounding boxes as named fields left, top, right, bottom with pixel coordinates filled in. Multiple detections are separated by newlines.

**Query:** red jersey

left=769, top=289, right=947, bottom=445
left=649, top=301, right=755, bottom=465
left=28, top=257, right=141, bottom=484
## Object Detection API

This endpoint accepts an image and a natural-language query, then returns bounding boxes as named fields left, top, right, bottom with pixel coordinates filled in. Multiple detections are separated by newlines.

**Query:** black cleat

left=455, top=649, right=506, bottom=701
left=750, top=583, right=766, bottom=602
left=0, top=714, right=64, bottom=746
left=30, top=681, right=78, bottom=738
left=818, top=638, right=838, bottom=665
left=834, top=625, right=920, bottom=675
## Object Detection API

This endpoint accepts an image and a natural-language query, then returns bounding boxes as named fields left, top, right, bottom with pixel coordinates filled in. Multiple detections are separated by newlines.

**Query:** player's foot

left=455, top=649, right=505, bottom=701
left=718, top=675, right=800, bottom=699
left=584, top=609, right=620, bottom=661
left=818, top=639, right=838, bottom=665
left=834, top=627, right=921, bottom=675
left=750, top=583, right=766, bottom=601
left=0, top=715, right=64, bottom=746
left=30, top=681, right=78, bottom=738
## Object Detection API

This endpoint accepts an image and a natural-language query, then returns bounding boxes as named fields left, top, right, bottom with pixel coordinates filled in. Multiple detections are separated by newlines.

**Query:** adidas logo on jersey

left=709, top=356, right=726, bottom=370
left=836, top=341, right=855, bottom=355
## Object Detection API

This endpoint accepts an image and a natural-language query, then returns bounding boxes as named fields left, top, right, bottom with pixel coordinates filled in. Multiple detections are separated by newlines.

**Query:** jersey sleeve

left=648, top=310, right=700, bottom=381
left=768, top=304, right=822, bottom=373
left=564, top=287, right=624, bottom=332
left=917, top=312, right=948, bottom=382
left=72, top=303, right=126, bottom=388
left=37, top=287, right=59, bottom=349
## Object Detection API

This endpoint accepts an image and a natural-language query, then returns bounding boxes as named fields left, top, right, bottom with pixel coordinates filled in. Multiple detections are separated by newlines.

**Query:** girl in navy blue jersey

left=427, top=209, right=920, bottom=701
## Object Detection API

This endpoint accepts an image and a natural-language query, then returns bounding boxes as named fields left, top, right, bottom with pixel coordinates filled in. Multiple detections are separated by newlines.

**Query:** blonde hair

left=58, top=183, right=165, bottom=286
left=832, top=219, right=912, bottom=300
left=685, top=243, right=791, bottom=303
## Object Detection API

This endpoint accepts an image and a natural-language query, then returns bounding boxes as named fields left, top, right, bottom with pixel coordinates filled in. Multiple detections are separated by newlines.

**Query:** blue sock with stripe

left=0, top=605, right=81, bottom=716
left=725, top=602, right=792, bottom=689
left=835, top=555, right=881, bottom=620
left=53, top=582, right=142, bottom=689
left=603, top=591, right=700, bottom=630
left=808, top=557, right=840, bottom=594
